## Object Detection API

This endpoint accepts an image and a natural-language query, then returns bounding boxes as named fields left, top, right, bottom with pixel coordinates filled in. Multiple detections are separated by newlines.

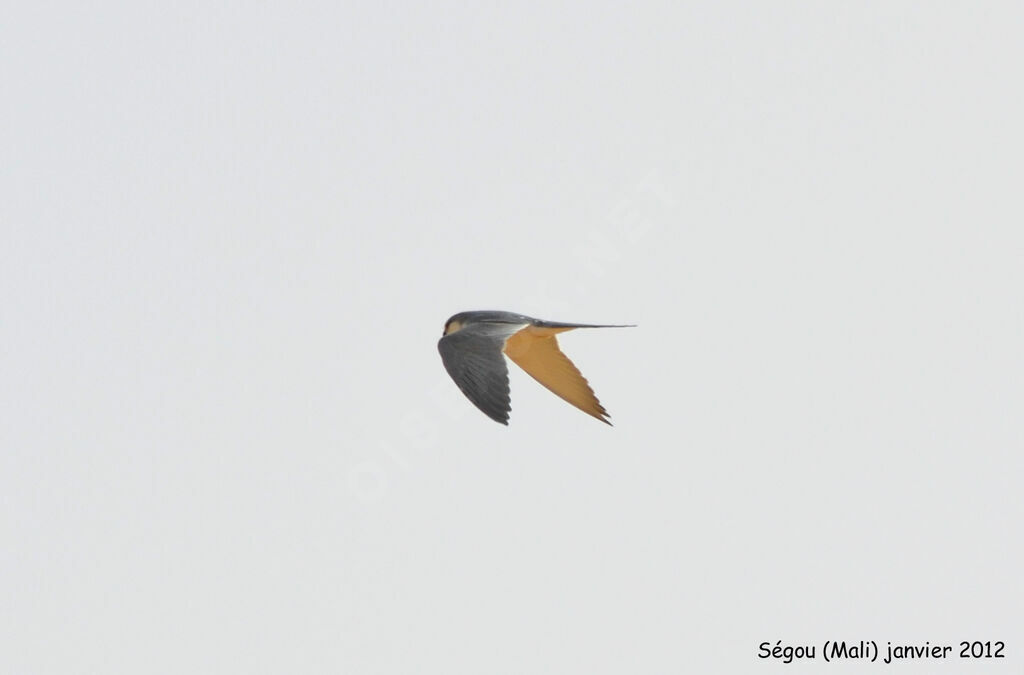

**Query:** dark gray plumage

left=437, top=319, right=521, bottom=424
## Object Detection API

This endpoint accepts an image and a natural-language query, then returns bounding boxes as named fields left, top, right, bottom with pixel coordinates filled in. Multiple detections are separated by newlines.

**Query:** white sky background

left=2, top=2, right=1022, bottom=673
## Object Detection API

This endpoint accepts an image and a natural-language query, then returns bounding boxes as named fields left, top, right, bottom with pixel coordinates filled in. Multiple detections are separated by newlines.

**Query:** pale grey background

left=2, top=2, right=1021, bottom=673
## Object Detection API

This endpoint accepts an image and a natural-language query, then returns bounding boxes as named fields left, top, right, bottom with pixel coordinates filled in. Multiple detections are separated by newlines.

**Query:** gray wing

left=438, top=324, right=518, bottom=425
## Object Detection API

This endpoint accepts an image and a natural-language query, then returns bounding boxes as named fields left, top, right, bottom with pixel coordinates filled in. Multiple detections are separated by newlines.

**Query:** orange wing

left=503, top=326, right=611, bottom=424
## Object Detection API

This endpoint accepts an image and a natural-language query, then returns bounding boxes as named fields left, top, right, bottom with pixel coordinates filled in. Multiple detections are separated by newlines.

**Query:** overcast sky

left=3, top=2, right=1022, bottom=673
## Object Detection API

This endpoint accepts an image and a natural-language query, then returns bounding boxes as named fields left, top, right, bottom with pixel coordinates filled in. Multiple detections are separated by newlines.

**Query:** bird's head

left=442, top=318, right=464, bottom=336
left=441, top=310, right=531, bottom=336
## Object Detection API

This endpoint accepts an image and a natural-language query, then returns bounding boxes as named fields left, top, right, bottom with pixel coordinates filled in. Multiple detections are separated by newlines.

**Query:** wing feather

left=438, top=324, right=519, bottom=425
left=503, top=327, right=611, bottom=424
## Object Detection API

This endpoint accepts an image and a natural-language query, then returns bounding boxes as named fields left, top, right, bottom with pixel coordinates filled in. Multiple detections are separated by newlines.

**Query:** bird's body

left=437, top=310, right=633, bottom=425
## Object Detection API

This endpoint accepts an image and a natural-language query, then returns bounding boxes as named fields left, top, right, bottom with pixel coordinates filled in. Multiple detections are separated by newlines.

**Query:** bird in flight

left=437, top=310, right=634, bottom=425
